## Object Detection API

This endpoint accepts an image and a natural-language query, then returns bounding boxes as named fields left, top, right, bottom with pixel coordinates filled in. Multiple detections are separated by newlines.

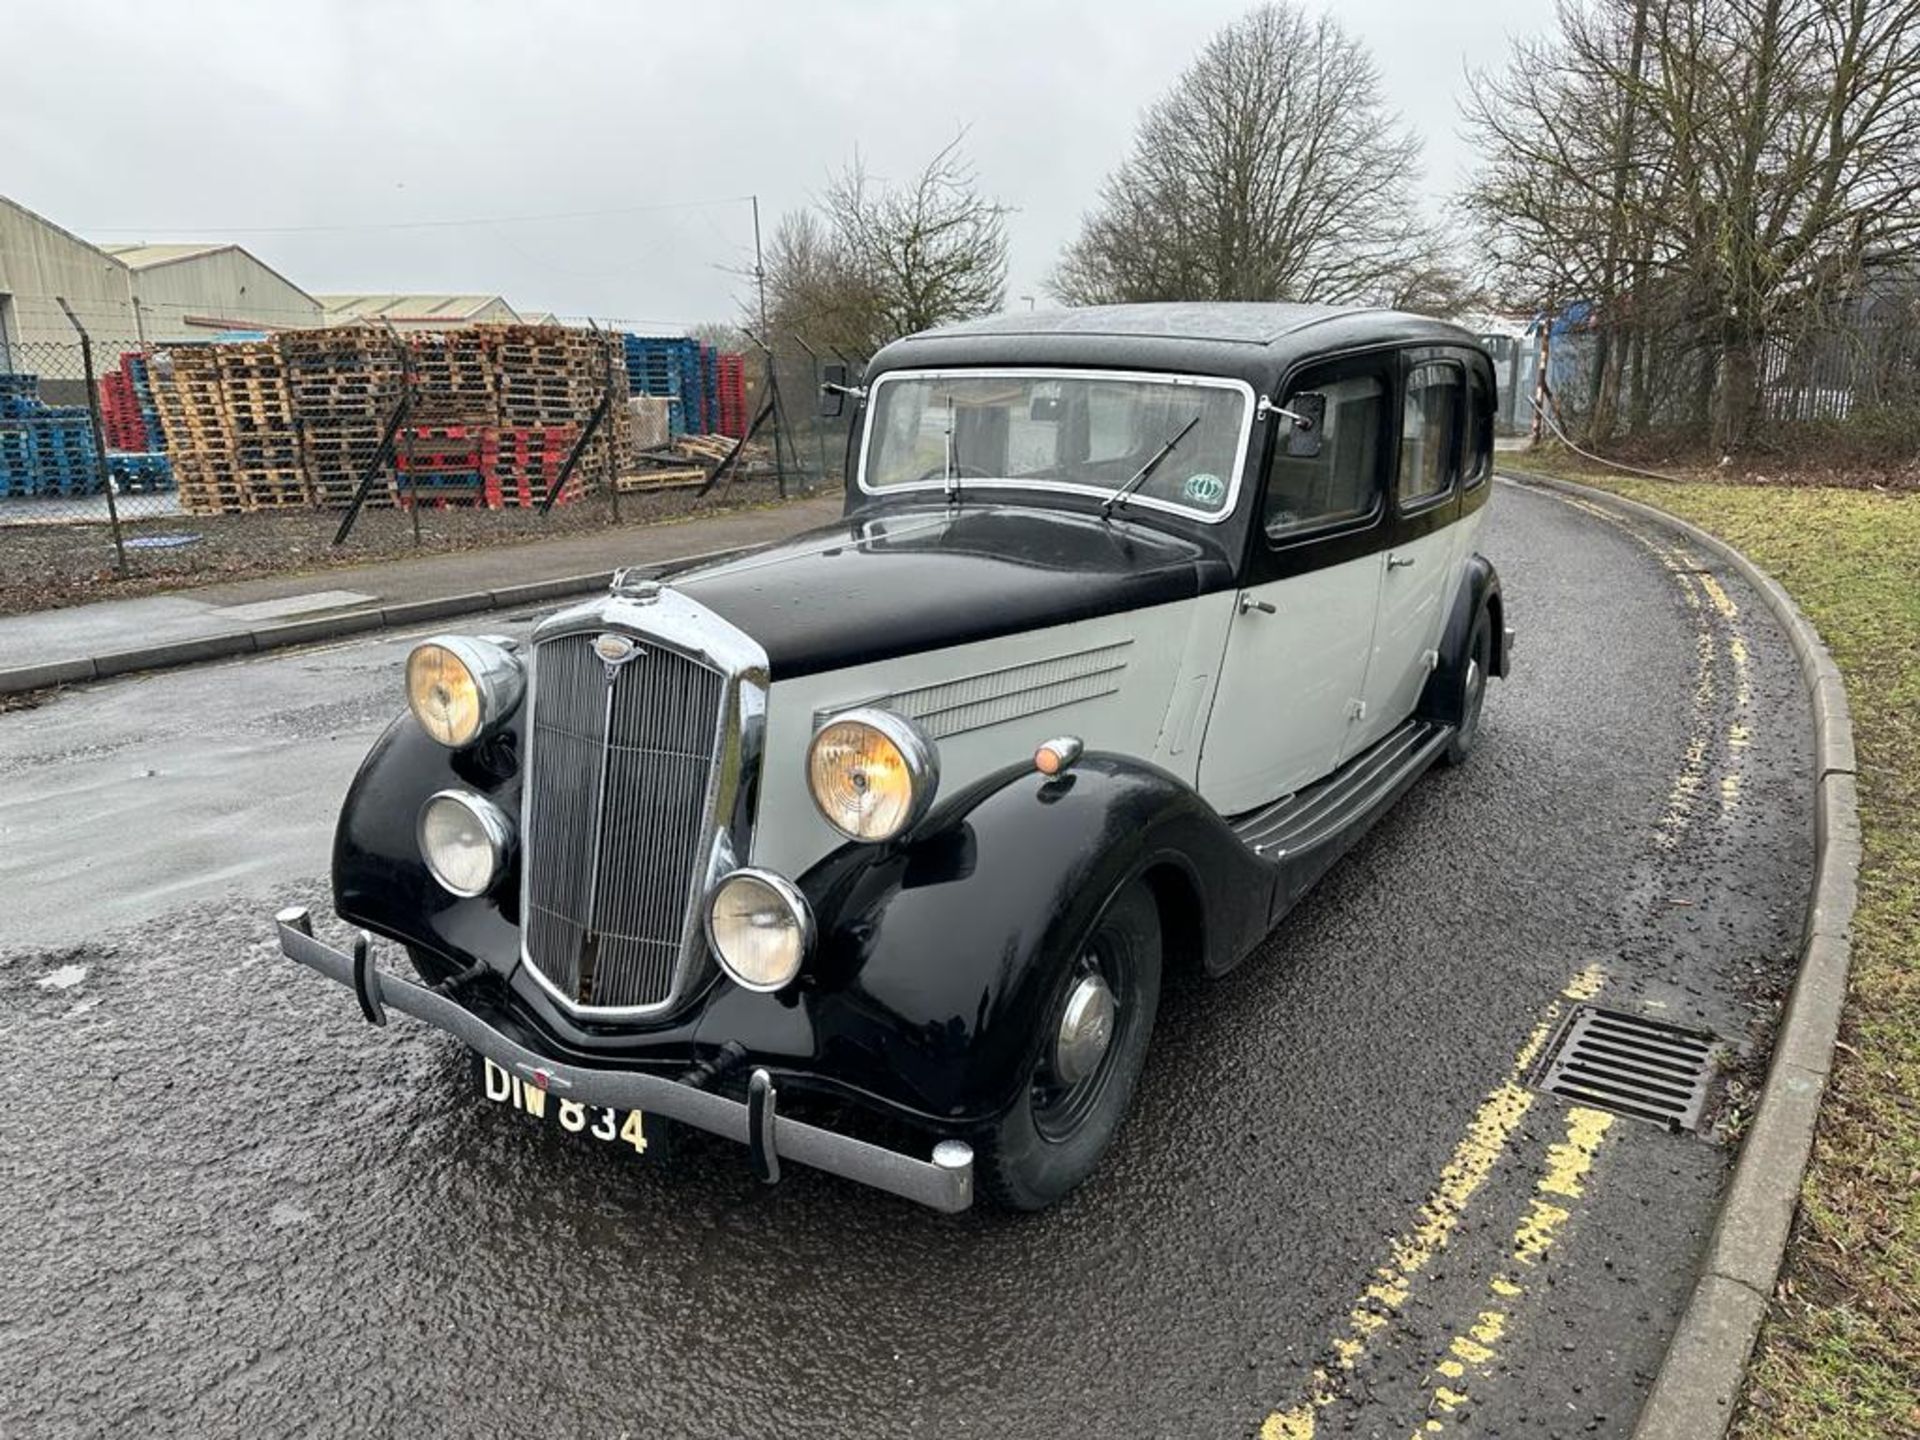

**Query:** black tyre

left=1442, top=611, right=1492, bottom=766
left=974, top=880, right=1162, bottom=1211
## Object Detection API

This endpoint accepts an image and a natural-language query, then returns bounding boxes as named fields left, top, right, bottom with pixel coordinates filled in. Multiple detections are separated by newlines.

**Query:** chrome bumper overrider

left=272, top=907, right=974, bottom=1213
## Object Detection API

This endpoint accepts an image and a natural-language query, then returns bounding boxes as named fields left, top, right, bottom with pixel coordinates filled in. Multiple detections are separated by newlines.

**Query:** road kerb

left=90, top=630, right=257, bottom=679
left=1500, top=469, right=1862, bottom=1440
left=0, top=657, right=98, bottom=692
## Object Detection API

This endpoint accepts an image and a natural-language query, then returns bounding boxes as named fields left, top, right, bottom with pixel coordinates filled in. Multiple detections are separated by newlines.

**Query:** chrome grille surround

left=519, top=583, right=768, bottom=1020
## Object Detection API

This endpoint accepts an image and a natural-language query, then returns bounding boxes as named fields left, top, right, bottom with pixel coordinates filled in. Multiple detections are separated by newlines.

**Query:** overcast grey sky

left=4, top=0, right=1544, bottom=329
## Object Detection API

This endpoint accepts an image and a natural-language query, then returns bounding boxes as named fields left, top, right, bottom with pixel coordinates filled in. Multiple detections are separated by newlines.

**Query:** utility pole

left=752, top=194, right=769, bottom=335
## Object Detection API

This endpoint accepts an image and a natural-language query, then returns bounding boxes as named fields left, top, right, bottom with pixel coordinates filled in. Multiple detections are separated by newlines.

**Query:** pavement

left=0, top=494, right=842, bottom=693
left=0, top=482, right=1816, bottom=1439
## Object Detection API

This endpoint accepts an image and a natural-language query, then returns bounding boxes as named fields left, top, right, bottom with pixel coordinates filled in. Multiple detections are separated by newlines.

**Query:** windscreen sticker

left=1183, top=472, right=1226, bottom=506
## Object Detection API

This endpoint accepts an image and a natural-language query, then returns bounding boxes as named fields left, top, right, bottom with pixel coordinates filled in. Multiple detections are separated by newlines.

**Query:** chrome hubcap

left=1053, top=972, right=1117, bottom=1086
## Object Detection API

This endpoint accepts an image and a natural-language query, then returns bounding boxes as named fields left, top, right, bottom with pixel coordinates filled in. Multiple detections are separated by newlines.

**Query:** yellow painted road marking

left=1552, top=493, right=1754, bottom=837
left=1258, top=966, right=1603, bottom=1440
left=1404, top=1106, right=1614, bottom=1437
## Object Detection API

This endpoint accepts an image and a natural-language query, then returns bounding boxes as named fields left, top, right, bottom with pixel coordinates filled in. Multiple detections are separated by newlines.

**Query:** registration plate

left=479, top=1057, right=650, bottom=1155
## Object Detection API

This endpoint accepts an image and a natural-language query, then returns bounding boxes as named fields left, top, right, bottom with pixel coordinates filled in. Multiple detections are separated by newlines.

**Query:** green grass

left=1528, top=462, right=1920, bottom=1438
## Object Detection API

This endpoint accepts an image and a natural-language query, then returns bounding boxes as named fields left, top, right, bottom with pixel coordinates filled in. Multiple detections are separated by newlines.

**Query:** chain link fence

left=0, top=320, right=835, bottom=616
left=1527, top=303, right=1920, bottom=447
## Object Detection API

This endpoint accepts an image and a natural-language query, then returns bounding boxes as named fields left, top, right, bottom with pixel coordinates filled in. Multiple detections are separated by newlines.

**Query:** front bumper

left=273, top=906, right=975, bottom=1213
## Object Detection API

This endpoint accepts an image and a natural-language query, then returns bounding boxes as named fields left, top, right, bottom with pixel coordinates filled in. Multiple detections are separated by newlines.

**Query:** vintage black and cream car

left=275, top=302, right=1510, bottom=1213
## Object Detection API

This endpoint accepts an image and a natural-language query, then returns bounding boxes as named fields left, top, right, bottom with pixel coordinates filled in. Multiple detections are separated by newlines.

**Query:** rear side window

left=1264, top=371, right=1387, bottom=539
left=1465, top=362, right=1494, bottom=487
left=1399, top=361, right=1463, bottom=506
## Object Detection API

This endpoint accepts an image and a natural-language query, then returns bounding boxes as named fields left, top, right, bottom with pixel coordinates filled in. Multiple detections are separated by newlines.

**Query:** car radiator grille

left=522, top=631, right=726, bottom=1011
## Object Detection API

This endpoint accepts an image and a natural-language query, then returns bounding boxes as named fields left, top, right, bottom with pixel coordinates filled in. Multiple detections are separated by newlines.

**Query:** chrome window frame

left=855, top=366, right=1257, bottom=526
left=518, top=584, right=770, bottom=1021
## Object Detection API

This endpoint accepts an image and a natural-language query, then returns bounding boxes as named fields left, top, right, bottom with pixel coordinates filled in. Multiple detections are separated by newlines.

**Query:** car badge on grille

left=593, top=632, right=645, bottom=666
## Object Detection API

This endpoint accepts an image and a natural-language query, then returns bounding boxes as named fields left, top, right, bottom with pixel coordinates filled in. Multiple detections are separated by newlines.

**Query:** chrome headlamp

left=706, top=869, right=814, bottom=992
left=405, top=635, right=524, bottom=749
left=806, top=707, right=940, bottom=843
left=418, top=790, right=515, bottom=897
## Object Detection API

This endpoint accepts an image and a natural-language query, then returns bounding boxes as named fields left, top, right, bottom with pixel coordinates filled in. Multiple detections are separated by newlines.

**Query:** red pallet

left=716, top=353, right=748, bottom=439
left=100, top=372, right=150, bottom=450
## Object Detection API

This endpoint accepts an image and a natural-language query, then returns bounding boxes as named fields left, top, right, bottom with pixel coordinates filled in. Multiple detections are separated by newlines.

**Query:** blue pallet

left=623, top=335, right=706, bottom=435
left=107, top=451, right=175, bottom=492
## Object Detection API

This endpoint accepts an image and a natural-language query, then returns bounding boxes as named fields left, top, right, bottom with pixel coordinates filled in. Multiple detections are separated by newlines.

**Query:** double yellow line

left=1260, top=966, right=1606, bottom=1440
left=1262, top=493, right=1756, bottom=1437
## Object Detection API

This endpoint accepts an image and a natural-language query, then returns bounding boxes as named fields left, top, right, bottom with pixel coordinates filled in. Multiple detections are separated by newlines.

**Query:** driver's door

left=1195, top=357, right=1394, bottom=815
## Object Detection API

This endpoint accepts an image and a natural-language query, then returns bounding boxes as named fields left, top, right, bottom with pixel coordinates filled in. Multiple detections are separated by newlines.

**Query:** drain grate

left=1534, top=1006, right=1719, bottom=1132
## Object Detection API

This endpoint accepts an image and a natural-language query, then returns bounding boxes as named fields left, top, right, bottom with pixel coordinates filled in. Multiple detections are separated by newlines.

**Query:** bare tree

left=824, top=136, right=1010, bottom=340
left=1464, top=0, right=1920, bottom=448
left=1049, top=4, right=1438, bottom=308
left=762, top=207, right=887, bottom=358
left=761, top=136, right=1009, bottom=357
left=688, top=320, right=750, bottom=355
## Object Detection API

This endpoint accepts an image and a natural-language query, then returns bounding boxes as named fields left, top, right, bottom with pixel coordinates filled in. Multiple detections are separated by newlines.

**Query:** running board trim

left=1229, top=719, right=1452, bottom=860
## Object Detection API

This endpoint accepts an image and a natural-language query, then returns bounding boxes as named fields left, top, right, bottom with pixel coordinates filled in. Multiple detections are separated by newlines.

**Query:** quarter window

left=1399, top=362, right=1463, bottom=506
left=1263, top=371, right=1387, bottom=539
left=1465, top=362, right=1494, bottom=487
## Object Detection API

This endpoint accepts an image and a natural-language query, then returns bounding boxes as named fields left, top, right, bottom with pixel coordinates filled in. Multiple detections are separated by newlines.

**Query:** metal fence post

left=790, top=334, right=832, bottom=488
left=55, top=297, right=128, bottom=577
left=383, top=321, right=421, bottom=548
left=592, top=321, right=620, bottom=524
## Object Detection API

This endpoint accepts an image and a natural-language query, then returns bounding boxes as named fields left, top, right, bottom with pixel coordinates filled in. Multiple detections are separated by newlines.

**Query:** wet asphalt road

left=0, top=480, right=1812, bottom=1440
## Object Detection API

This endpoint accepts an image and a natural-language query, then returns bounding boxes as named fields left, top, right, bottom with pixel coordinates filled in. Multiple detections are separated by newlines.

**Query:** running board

left=1230, top=719, right=1453, bottom=860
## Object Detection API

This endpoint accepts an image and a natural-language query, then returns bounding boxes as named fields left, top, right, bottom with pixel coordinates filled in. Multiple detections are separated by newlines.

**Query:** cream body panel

left=747, top=596, right=1228, bottom=879
left=1194, top=554, right=1381, bottom=814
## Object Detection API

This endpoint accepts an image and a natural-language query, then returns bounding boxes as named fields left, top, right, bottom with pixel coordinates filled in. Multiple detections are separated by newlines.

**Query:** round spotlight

left=706, top=869, right=813, bottom=992
left=418, top=790, right=515, bottom=898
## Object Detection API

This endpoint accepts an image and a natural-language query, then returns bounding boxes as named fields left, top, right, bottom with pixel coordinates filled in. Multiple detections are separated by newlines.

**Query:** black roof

left=870, top=302, right=1482, bottom=385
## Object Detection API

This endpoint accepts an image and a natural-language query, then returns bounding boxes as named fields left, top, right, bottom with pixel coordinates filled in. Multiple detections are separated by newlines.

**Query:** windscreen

left=862, top=371, right=1250, bottom=518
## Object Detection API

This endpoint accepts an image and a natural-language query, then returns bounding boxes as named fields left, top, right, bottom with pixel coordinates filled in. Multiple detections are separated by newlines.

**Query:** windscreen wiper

left=1100, top=414, right=1200, bottom=519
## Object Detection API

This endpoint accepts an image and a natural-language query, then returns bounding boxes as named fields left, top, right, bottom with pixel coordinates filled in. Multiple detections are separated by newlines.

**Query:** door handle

left=1238, top=593, right=1277, bottom=615
left=1386, top=553, right=1416, bottom=569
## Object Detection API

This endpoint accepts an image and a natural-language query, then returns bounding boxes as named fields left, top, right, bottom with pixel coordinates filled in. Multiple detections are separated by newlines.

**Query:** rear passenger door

left=1347, top=351, right=1464, bottom=756
left=1195, top=354, right=1392, bottom=815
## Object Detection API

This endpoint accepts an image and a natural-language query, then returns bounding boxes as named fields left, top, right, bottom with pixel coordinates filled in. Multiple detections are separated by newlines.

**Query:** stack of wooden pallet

left=283, top=328, right=405, bottom=509
left=151, top=345, right=297, bottom=514
left=219, top=341, right=305, bottom=508
left=409, top=330, right=496, bottom=420
left=486, top=325, right=632, bottom=505
left=145, top=323, right=639, bottom=514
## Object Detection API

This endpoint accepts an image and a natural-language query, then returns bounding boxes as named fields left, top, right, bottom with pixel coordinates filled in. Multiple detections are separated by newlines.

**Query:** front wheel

left=974, top=880, right=1162, bottom=1211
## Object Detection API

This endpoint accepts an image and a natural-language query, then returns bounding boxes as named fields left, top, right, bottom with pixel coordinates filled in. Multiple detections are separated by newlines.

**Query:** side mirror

left=1029, top=394, right=1062, bottom=422
left=1284, top=393, right=1327, bottom=458
left=819, top=363, right=849, bottom=420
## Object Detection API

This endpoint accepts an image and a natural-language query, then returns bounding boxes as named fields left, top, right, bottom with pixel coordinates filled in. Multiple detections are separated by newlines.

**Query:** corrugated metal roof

left=316, top=294, right=519, bottom=321
left=99, top=242, right=235, bottom=269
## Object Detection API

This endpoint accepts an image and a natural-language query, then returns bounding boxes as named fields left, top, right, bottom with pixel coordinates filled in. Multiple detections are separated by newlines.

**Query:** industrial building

left=1, top=196, right=540, bottom=366
left=318, top=293, right=521, bottom=330
left=0, top=196, right=321, bottom=368
left=101, top=243, right=321, bottom=335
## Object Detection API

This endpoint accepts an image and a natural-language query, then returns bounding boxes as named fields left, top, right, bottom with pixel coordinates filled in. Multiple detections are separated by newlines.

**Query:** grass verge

left=1523, top=459, right=1920, bottom=1438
